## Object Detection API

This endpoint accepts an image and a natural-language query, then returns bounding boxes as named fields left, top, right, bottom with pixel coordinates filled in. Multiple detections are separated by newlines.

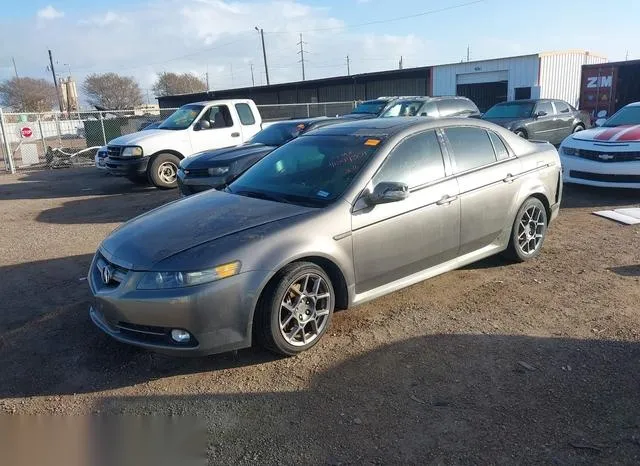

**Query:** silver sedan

left=89, top=117, right=561, bottom=356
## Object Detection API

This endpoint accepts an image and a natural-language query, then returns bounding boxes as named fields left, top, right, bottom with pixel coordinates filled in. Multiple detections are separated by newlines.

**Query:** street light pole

left=255, top=27, right=270, bottom=86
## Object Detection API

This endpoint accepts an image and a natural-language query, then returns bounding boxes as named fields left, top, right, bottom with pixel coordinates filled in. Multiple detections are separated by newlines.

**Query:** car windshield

left=483, top=102, right=534, bottom=119
left=381, top=100, right=424, bottom=117
left=352, top=101, right=388, bottom=115
left=228, top=135, right=382, bottom=207
left=157, top=104, right=204, bottom=130
left=247, top=122, right=307, bottom=146
left=602, top=106, right=640, bottom=127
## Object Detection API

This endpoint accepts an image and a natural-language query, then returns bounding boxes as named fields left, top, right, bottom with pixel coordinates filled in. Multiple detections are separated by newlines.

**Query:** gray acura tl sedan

left=89, top=118, right=561, bottom=356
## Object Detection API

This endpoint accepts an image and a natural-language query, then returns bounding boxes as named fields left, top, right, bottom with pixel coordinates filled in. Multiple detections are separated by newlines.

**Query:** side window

left=554, top=100, right=570, bottom=114
left=444, top=127, right=497, bottom=173
left=436, top=100, right=457, bottom=117
left=488, top=131, right=510, bottom=160
left=208, top=105, right=234, bottom=129
left=235, top=103, right=256, bottom=125
left=536, top=101, right=554, bottom=116
left=373, top=130, right=445, bottom=188
left=420, top=101, right=439, bottom=117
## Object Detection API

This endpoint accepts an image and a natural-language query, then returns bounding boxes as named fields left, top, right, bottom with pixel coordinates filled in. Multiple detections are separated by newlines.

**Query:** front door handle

left=503, top=174, right=515, bottom=183
left=436, top=195, right=458, bottom=206
left=231, top=132, right=240, bottom=137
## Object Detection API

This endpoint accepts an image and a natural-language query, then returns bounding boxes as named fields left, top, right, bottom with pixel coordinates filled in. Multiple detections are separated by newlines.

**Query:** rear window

left=235, top=103, right=256, bottom=125
left=554, top=101, right=570, bottom=114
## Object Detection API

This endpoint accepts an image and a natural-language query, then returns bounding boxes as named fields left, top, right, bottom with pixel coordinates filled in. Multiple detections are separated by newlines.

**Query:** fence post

left=306, top=104, right=310, bottom=118
left=0, top=108, right=15, bottom=174
left=37, top=114, right=47, bottom=164
left=54, top=112, right=62, bottom=146
left=99, top=112, right=107, bottom=145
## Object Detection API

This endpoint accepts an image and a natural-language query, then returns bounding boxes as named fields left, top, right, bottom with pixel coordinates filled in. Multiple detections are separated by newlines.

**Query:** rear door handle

left=436, top=195, right=458, bottom=206
left=503, top=174, right=515, bottom=183
left=231, top=132, right=240, bottom=137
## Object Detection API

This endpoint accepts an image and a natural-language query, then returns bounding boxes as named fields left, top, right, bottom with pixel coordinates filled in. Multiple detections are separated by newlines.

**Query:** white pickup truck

left=103, top=99, right=262, bottom=188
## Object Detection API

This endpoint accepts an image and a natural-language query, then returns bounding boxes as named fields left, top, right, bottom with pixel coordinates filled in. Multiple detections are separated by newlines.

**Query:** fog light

left=171, top=329, right=191, bottom=343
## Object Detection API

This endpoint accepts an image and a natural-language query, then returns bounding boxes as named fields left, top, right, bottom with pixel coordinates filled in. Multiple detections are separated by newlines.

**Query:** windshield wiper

left=234, top=190, right=291, bottom=204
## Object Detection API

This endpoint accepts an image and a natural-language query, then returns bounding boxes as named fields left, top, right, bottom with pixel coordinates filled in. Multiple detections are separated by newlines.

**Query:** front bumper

left=177, top=168, right=226, bottom=196
left=561, top=155, right=640, bottom=189
left=95, top=154, right=108, bottom=170
left=88, top=251, right=268, bottom=356
left=105, top=156, right=149, bottom=177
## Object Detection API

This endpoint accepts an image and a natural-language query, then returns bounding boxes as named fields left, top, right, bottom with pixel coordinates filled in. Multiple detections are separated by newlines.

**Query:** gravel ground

left=1, top=168, right=639, bottom=465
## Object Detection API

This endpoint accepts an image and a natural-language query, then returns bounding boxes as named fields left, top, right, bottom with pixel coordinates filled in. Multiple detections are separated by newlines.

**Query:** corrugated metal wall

left=432, top=55, right=540, bottom=101
left=539, top=52, right=608, bottom=107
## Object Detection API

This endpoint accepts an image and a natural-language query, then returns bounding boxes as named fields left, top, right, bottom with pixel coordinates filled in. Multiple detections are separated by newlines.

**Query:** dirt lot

left=1, top=168, right=639, bottom=464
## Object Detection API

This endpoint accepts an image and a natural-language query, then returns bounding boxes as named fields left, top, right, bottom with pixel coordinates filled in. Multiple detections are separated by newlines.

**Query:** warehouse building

left=158, top=50, right=606, bottom=113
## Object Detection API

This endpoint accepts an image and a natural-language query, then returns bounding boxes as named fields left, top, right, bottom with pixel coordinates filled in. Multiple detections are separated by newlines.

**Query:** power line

left=265, top=0, right=485, bottom=34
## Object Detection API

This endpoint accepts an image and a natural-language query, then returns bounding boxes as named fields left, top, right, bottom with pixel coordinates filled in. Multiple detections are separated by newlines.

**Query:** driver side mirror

left=194, top=119, right=211, bottom=131
left=534, top=110, right=547, bottom=118
left=366, top=181, right=409, bottom=206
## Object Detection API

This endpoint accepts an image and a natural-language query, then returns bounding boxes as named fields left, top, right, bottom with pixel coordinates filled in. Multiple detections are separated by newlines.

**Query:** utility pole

left=255, top=27, right=270, bottom=85
left=48, top=50, right=63, bottom=112
left=346, top=55, right=350, bottom=76
left=206, top=64, right=210, bottom=91
left=399, top=56, right=403, bottom=70
left=11, top=57, right=19, bottom=79
left=467, top=45, right=470, bottom=62
left=250, top=64, right=255, bottom=87
left=625, top=50, right=629, bottom=61
left=297, top=33, right=306, bottom=81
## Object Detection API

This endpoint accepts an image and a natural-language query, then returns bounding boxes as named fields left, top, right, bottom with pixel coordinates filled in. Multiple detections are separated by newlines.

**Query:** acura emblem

left=598, top=153, right=614, bottom=160
left=101, top=264, right=114, bottom=285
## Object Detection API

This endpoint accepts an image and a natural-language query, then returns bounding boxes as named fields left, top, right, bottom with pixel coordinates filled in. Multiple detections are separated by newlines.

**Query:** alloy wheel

left=158, top=161, right=177, bottom=184
left=279, top=273, right=331, bottom=347
left=516, top=205, right=545, bottom=256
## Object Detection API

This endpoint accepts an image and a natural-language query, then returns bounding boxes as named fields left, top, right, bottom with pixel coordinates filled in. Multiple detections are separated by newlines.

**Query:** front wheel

left=504, top=197, right=548, bottom=262
left=254, top=262, right=335, bottom=356
left=148, top=153, right=180, bottom=189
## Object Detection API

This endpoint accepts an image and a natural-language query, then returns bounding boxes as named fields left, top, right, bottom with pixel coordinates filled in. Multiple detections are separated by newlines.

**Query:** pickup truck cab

left=104, top=99, right=262, bottom=188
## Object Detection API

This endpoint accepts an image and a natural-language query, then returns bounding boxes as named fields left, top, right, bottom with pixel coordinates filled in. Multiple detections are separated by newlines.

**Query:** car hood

left=182, top=144, right=275, bottom=168
left=482, top=117, right=528, bottom=128
left=100, top=190, right=313, bottom=270
left=569, top=125, right=640, bottom=143
left=108, top=129, right=178, bottom=146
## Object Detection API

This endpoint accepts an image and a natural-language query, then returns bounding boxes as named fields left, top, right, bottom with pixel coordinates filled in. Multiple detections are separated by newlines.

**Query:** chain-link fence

left=0, top=101, right=356, bottom=173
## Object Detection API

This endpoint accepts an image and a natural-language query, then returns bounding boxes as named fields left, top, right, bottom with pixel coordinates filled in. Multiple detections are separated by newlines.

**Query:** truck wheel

left=148, top=153, right=180, bottom=189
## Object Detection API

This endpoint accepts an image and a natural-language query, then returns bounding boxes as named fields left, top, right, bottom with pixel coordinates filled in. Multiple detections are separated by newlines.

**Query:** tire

left=514, top=129, right=527, bottom=139
left=148, top=153, right=180, bottom=189
left=254, top=262, right=335, bottom=356
left=503, top=197, right=548, bottom=262
left=572, top=124, right=585, bottom=133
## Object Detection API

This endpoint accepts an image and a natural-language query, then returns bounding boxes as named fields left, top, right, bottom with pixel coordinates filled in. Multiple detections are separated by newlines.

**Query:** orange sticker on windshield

left=364, top=139, right=381, bottom=146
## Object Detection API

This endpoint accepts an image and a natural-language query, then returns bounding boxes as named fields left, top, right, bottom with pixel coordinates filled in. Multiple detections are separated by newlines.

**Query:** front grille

left=572, top=148, right=640, bottom=163
left=107, top=146, right=122, bottom=158
left=570, top=171, right=640, bottom=183
left=95, top=253, right=129, bottom=288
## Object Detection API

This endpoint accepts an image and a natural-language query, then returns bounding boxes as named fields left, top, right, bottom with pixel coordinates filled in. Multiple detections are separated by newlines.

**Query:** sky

left=0, top=0, right=638, bottom=103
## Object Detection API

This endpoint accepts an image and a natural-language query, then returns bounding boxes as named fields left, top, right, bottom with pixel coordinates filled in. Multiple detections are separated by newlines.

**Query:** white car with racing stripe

left=560, top=102, right=640, bottom=188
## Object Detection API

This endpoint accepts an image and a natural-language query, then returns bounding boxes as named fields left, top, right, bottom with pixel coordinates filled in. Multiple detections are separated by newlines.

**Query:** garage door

left=456, top=70, right=509, bottom=85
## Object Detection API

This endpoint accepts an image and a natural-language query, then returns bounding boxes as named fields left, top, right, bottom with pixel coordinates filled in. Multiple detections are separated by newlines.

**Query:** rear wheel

left=148, top=153, right=180, bottom=189
left=254, top=262, right=335, bottom=356
left=504, top=197, right=548, bottom=262
left=573, top=124, right=585, bottom=133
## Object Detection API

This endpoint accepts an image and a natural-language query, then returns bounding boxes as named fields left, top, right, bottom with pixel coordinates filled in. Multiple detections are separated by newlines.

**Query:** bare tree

left=0, top=77, right=57, bottom=112
left=152, top=72, right=206, bottom=97
left=83, top=73, right=143, bottom=110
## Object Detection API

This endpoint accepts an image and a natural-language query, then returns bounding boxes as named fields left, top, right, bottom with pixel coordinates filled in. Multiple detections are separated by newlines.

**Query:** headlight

left=562, top=146, right=578, bottom=156
left=136, top=261, right=241, bottom=290
left=122, top=146, right=143, bottom=157
left=208, top=166, right=230, bottom=176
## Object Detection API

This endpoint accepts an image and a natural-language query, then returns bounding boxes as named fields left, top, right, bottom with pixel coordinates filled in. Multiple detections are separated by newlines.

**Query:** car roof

left=625, top=102, right=640, bottom=107
left=392, top=95, right=472, bottom=103
left=302, top=117, right=433, bottom=138
left=495, top=99, right=558, bottom=105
